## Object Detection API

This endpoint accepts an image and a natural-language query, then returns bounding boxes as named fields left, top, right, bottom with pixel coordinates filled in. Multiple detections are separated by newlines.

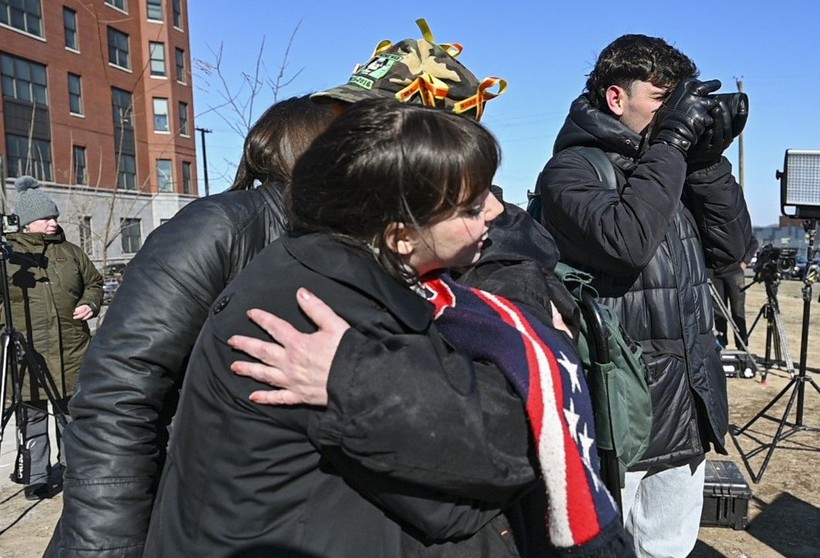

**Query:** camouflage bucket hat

left=311, top=19, right=506, bottom=121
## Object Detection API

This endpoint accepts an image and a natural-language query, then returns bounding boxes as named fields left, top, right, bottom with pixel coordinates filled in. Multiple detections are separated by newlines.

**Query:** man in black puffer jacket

left=536, top=34, right=753, bottom=557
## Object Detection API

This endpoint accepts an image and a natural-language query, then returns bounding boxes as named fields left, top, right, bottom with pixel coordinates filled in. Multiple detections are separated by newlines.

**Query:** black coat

left=537, top=96, right=753, bottom=466
left=143, top=233, right=534, bottom=557
left=48, top=183, right=288, bottom=557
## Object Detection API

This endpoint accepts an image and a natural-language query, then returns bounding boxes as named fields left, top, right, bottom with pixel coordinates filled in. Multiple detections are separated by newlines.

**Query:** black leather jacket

left=538, top=96, right=753, bottom=467
left=142, top=232, right=535, bottom=557
left=47, top=183, right=288, bottom=557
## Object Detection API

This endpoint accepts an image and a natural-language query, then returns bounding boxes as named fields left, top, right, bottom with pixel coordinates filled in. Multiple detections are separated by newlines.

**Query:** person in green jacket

left=4, top=175, right=103, bottom=500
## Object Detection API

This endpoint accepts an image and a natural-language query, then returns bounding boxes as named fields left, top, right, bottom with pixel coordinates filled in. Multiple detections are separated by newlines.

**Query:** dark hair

left=229, top=95, right=335, bottom=190
left=288, top=98, right=500, bottom=283
left=585, top=34, right=698, bottom=111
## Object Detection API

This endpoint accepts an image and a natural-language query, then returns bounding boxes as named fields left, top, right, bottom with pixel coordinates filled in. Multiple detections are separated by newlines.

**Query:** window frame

left=73, top=145, right=87, bottom=184
left=172, top=0, right=182, bottom=28
left=149, top=41, right=166, bottom=77
left=182, top=160, right=191, bottom=194
left=175, top=47, right=185, bottom=83
left=63, top=7, right=79, bottom=50
left=107, top=26, right=131, bottom=70
left=156, top=158, right=173, bottom=192
left=152, top=97, right=169, bottom=132
left=68, top=73, right=83, bottom=115
left=146, top=0, right=163, bottom=21
left=178, top=101, right=189, bottom=135
left=120, top=218, right=142, bottom=253
left=0, top=0, right=43, bottom=37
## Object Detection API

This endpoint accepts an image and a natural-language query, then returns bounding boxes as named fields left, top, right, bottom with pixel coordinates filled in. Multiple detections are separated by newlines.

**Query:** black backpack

left=527, top=147, right=652, bottom=492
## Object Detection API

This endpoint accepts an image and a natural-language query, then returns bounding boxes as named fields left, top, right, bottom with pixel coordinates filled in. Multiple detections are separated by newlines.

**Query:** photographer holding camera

left=536, top=35, right=752, bottom=557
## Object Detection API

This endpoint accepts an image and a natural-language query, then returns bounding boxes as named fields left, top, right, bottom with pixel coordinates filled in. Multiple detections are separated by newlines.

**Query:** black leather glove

left=688, top=92, right=749, bottom=164
left=652, top=78, right=721, bottom=154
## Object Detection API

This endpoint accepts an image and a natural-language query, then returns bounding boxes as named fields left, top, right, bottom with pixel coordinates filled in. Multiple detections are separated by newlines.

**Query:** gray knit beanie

left=14, top=176, right=59, bottom=228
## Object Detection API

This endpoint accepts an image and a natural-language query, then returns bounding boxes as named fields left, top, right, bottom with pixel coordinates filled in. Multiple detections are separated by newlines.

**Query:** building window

left=4, top=133, right=52, bottom=180
left=153, top=98, right=169, bottom=132
left=120, top=218, right=141, bottom=253
left=79, top=216, right=92, bottom=255
left=175, top=47, right=185, bottom=83
left=0, top=0, right=42, bottom=37
left=107, top=27, right=130, bottom=69
left=1, top=53, right=51, bottom=181
left=73, top=145, right=86, bottom=184
left=147, top=0, right=162, bottom=21
left=148, top=42, right=166, bottom=77
left=68, top=73, right=83, bottom=115
left=172, top=0, right=181, bottom=28
left=1, top=53, right=48, bottom=106
left=105, top=0, right=127, bottom=11
left=63, top=7, right=78, bottom=50
left=178, top=101, right=188, bottom=135
left=156, top=159, right=172, bottom=192
left=117, top=153, right=136, bottom=190
left=112, top=87, right=136, bottom=189
left=182, top=161, right=191, bottom=194
left=111, top=87, right=132, bottom=127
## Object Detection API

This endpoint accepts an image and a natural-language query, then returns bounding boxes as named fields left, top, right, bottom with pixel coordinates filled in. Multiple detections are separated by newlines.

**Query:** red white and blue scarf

left=421, top=273, right=619, bottom=549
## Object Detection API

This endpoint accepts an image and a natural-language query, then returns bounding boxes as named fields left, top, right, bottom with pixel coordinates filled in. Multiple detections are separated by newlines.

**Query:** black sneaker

left=24, top=482, right=50, bottom=501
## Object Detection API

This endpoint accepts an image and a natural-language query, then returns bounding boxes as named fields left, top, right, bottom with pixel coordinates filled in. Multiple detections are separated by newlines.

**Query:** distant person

left=711, top=235, right=759, bottom=348
left=46, top=96, right=335, bottom=557
left=535, top=34, right=752, bottom=557
left=4, top=176, right=102, bottom=500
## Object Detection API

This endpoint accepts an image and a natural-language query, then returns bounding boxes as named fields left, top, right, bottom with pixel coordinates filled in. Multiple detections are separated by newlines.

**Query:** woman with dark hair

left=143, top=99, right=521, bottom=556
left=229, top=96, right=331, bottom=190
left=47, top=96, right=335, bottom=557
left=143, top=99, right=627, bottom=557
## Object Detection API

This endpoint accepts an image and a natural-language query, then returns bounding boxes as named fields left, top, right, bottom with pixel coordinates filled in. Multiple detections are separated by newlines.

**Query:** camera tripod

left=735, top=220, right=819, bottom=483
left=0, top=239, right=68, bottom=486
left=708, top=278, right=759, bottom=378
left=745, top=273, right=794, bottom=383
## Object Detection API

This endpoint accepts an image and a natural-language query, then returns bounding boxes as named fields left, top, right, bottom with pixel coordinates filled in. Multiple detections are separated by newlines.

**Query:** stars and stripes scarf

left=421, top=273, right=620, bottom=550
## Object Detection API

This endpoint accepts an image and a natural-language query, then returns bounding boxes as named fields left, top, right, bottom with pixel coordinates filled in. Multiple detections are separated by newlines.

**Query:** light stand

left=733, top=151, right=820, bottom=482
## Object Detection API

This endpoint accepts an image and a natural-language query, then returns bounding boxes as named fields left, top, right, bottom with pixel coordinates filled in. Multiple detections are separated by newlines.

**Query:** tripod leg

left=736, top=377, right=796, bottom=435
left=751, top=381, right=801, bottom=483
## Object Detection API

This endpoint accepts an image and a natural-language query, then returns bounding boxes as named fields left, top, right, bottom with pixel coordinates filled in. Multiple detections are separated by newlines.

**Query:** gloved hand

left=688, top=92, right=749, bottom=164
left=652, top=78, right=721, bottom=155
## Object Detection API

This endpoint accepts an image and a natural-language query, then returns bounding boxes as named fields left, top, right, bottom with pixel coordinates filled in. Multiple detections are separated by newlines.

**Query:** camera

left=754, top=244, right=797, bottom=282
left=1, top=214, right=19, bottom=235
left=711, top=92, right=749, bottom=132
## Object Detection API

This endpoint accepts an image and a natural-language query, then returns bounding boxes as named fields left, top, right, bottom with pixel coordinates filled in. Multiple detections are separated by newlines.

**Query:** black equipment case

left=700, top=460, right=752, bottom=530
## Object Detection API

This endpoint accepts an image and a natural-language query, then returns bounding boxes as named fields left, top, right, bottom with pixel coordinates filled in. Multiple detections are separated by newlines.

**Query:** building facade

left=0, top=0, right=197, bottom=269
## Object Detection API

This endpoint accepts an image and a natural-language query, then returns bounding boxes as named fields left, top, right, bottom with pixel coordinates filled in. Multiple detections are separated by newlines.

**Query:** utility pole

left=735, top=77, right=745, bottom=190
left=195, top=127, right=212, bottom=196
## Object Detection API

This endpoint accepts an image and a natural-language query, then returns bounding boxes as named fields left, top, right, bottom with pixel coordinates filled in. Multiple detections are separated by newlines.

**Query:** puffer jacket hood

left=553, top=95, right=644, bottom=161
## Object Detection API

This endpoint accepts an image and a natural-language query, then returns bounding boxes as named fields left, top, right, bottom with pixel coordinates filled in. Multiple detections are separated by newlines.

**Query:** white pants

left=621, top=455, right=706, bottom=558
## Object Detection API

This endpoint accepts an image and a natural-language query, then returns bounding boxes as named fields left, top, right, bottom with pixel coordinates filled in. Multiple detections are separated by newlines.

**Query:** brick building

left=0, top=0, right=197, bottom=269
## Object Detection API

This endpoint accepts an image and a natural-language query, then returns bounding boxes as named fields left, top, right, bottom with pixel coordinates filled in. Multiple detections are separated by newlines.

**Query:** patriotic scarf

left=421, top=273, right=620, bottom=550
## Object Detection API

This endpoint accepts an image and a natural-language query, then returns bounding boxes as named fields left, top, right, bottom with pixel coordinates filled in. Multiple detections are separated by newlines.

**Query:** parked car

left=789, top=255, right=820, bottom=280
left=102, top=279, right=120, bottom=305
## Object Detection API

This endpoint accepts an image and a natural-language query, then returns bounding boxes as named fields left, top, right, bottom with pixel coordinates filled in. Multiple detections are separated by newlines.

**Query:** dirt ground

left=0, top=278, right=818, bottom=557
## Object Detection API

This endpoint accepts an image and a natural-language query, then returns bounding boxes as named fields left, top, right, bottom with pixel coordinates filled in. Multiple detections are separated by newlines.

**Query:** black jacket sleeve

left=539, top=143, right=687, bottom=276
left=312, top=328, right=536, bottom=500
left=683, top=156, right=753, bottom=273
left=49, top=201, right=245, bottom=558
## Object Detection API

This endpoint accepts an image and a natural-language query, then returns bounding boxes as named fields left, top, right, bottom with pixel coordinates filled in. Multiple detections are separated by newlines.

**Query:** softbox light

left=779, top=149, right=820, bottom=219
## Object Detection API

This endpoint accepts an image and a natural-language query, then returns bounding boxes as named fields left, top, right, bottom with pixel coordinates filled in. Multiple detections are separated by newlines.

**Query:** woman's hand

left=73, top=304, right=95, bottom=321
left=229, top=288, right=351, bottom=407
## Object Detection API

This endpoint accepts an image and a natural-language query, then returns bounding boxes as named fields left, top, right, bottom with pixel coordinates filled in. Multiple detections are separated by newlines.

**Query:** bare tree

left=192, top=23, right=304, bottom=184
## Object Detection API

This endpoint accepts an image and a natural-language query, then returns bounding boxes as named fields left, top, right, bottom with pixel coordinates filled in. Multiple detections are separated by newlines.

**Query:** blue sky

left=188, top=1, right=820, bottom=227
